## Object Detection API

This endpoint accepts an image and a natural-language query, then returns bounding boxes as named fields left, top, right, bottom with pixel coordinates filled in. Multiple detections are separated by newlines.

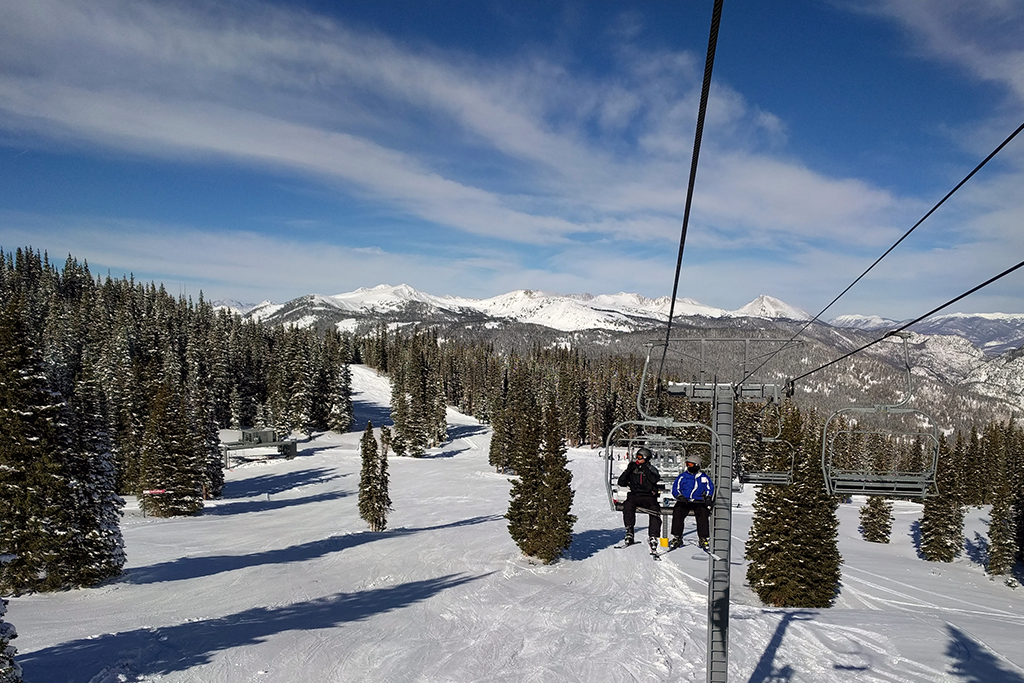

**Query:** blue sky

left=1, top=0, right=1022, bottom=318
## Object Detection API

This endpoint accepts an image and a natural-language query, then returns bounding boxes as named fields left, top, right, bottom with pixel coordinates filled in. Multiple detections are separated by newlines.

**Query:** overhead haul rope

left=656, top=0, right=725, bottom=389
left=785, top=257, right=1024, bottom=391
left=739, top=118, right=1024, bottom=387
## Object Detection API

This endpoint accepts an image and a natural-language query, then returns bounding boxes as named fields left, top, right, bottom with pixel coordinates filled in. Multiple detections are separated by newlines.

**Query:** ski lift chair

left=736, top=398, right=795, bottom=486
left=819, top=333, right=940, bottom=498
left=604, top=419, right=716, bottom=513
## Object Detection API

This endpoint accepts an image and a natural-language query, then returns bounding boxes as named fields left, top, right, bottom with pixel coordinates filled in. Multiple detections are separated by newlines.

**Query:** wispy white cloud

left=851, top=0, right=1024, bottom=103
left=1, top=0, right=1022, bottom=317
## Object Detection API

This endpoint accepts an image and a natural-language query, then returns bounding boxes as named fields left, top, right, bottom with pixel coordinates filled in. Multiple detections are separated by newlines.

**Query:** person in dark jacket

left=617, top=447, right=661, bottom=547
left=669, top=454, right=714, bottom=551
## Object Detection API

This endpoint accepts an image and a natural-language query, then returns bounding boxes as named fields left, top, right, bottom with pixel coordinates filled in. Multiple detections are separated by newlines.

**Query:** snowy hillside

left=11, top=366, right=1024, bottom=682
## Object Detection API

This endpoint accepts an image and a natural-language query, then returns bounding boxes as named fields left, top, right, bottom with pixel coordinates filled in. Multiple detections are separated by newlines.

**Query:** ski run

left=9, top=365, right=1024, bottom=682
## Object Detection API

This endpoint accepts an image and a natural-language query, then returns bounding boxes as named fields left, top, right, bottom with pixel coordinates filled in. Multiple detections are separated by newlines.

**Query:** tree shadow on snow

left=124, top=515, right=504, bottom=586
left=965, top=531, right=989, bottom=567
left=563, top=528, right=624, bottom=561
left=203, top=491, right=350, bottom=517
left=746, top=611, right=815, bottom=683
left=351, top=399, right=393, bottom=430
left=446, top=424, right=488, bottom=440
left=909, top=519, right=924, bottom=559
left=220, top=468, right=342, bottom=499
left=946, top=624, right=1024, bottom=683
left=20, top=573, right=488, bottom=683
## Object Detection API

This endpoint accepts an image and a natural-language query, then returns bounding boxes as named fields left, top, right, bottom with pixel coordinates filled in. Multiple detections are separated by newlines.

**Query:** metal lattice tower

left=669, top=381, right=783, bottom=683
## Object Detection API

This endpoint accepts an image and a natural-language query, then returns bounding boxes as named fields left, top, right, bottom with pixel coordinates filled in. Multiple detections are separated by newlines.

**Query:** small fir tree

left=920, top=433, right=965, bottom=562
left=986, top=430, right=1016, bottom=577
left=358, top=422, right=391, bottom=532
left=532, top=397, right=576, bottom=563
left=327, top=363, right=354, bottom=434
left=859, top=496, right=894, bottom=543
left=137, top=385, right=204, bottom=517
left=504, top=367, right=546, bottom=560
left=746, top=407, right=842, bottom=607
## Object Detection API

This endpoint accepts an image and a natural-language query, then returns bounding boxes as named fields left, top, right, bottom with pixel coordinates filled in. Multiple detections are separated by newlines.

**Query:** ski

left=696, top=544, right=725, bottom=562
left=653, top=541, right=724, bottom=561
left=613, top=542, right=635, bottom=549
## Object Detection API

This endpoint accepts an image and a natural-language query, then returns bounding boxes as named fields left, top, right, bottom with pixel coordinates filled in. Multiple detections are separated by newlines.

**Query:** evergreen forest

left=2, top=246, right=1022, bottom=599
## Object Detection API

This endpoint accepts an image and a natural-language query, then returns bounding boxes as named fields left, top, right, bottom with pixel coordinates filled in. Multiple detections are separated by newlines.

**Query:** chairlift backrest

left=820, top=334, right=940, bottom=498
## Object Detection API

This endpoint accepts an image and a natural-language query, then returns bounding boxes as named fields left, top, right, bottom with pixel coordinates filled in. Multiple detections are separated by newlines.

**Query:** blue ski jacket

left=672, top=470, right=714, bottom=502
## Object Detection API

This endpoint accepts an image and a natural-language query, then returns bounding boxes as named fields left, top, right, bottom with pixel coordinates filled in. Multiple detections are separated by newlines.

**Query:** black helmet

left=634, top=447, right=652, bottom=462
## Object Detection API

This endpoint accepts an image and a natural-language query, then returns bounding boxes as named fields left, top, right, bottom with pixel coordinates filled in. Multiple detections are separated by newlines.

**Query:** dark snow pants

left=622, top=492, right=662, bottom=538
left=670, top=498, right=710, bottom=540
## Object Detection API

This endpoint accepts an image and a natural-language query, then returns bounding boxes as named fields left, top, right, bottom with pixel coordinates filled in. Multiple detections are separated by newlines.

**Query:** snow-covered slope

left=11, top=366, right=1024, bottom=683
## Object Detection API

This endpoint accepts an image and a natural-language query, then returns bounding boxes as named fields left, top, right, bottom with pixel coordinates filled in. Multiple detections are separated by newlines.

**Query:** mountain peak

left=736, top=295, right=810, bottom=321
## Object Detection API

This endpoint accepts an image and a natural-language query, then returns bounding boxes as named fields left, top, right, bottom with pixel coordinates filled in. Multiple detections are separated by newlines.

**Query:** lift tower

left=667, top=379, right=783, bottom=683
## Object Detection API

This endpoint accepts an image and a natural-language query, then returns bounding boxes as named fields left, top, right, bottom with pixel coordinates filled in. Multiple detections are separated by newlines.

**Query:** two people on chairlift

left=669, top=454, right=714, bottom=552
left=617, top=447, right=661, bottom=550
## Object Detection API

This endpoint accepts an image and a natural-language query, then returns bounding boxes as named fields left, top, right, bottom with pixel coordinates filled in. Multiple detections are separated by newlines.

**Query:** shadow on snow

left=203, top=491, right=350, bottom=517
left=742, top=612, right=1024, bottom=683
left=124, top=515, right=504, bottom=586
left=946, top=624, right=1024, bottom=683
left=351, top=398, right=393, bottom=430
left=220, top=467, right=343, bottom=499
left=21, top=573, right=488, bottom=683
left=563, top=528, right=624, bottom=561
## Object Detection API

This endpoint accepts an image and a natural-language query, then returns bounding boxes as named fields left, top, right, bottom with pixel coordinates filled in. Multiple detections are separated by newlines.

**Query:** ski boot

left=648, top=536, right=660, bottom=554
left=624, top=530, right=634, bottom=546
left=668, top=535, right=682, bottom=550
left=698, top=537, right=710, bottom=552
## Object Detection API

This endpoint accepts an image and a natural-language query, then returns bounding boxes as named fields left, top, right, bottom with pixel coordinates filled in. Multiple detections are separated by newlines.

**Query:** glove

left=703, top=494, right=714, bottom=507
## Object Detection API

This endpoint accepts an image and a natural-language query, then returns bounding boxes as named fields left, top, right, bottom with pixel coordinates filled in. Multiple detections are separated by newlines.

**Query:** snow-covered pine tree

left=530, top=394, right=576, bottom=563
left=986, top=422, right=1016, bottom=577
left=0, top=595, right=22, bottom=683
left=64, top=353, right=126, bottom=585
left=389, top=361, right=410, bottom=457
left=327, top=362, right=354, bottom=434
left=746, top=407, right=842, bottom=607
left=963, top=426, right=985, bottom=505
left=859, top=433, right=894, bottom=543
left=859, top=496, right=894, bottom=543
left=504, top=362, right=545, bottom=559
left=920, top=433, right=965, bottom=562
left=358, top=422, right=391, bottom=532
left=1008, top=420, right=1024, bottom=567
left=104, top=310, right=144, bottom=494
left=404, top=344, right=429, bottom=456
left=379, top=425, right=392, bottom=457
left=0, top=296, right=78, bottom=594
left=138, top=384, right=204, bottom=517
left=185, top=316, right=224, bottom=500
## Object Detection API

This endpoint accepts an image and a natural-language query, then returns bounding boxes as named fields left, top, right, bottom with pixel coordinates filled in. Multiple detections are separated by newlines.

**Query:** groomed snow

left=10, top=366, right=1024, bottom=682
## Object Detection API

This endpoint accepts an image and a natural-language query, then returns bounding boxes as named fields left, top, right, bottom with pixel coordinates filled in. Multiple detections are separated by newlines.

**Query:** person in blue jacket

left=668, top=454, right=714, bottom=551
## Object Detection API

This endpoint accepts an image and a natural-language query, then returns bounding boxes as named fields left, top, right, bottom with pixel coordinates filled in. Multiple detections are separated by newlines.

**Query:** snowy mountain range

left=215, top=285, right=1024, bottom=420
left=230, top=285, right=810, bottom=332
left=219, top=284, right=1024, bottom=355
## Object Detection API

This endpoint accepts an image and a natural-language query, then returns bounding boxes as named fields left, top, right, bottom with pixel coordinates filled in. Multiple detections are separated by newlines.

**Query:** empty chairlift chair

left=819, top=333, right=940, bottom=498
